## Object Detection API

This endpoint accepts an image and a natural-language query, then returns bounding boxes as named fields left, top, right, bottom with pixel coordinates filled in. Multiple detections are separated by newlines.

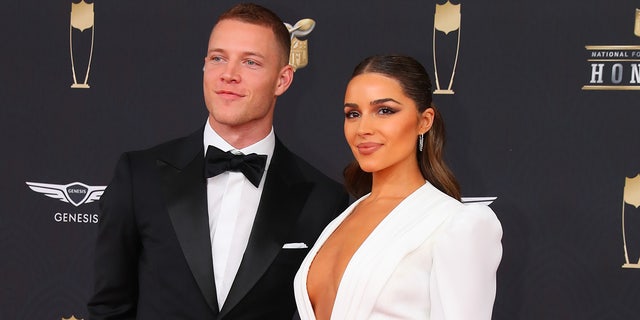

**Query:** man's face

left=203, top=19, right=292, bottom=136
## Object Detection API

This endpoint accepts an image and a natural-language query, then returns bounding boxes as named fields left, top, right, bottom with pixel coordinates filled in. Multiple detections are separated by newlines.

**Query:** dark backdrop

left=2, top=1, right=640, bottom=319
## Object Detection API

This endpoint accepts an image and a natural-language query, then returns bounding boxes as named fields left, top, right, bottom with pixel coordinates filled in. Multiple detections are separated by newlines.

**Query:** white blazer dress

left=294, top=182, right=503, bottom=319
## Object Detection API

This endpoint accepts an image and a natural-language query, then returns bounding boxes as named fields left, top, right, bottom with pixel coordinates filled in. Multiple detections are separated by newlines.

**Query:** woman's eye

left=377, top=107, right=396, bottom=115
left=345, top=111, right=360, bottom=118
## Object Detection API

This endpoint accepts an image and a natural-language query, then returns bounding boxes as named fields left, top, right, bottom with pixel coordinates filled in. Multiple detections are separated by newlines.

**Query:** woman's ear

left=419, top=108, right=435, bottom=134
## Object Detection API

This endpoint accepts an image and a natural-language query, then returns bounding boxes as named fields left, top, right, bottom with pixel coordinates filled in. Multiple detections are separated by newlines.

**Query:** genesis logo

left=26, top=181, right=106, bottom=207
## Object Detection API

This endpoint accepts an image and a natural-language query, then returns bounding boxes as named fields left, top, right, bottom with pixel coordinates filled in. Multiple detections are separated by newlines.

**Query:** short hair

left=218, top=3, right=291, bottom=65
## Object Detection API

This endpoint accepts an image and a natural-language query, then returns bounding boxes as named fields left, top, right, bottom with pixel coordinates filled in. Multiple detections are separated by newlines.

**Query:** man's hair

left=218, top=3, right=291, bottom=65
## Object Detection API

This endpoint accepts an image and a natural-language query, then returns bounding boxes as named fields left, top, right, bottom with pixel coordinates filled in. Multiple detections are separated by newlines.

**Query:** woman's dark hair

left=343, top=54, right=461, bottom=200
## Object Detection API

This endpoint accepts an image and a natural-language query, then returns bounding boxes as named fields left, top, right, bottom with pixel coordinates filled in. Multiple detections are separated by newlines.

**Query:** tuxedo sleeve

left=88, top=153, right=140, bottom=319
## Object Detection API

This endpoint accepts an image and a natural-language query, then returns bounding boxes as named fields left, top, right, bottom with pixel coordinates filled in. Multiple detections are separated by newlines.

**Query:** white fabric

left=294, top=182, right=503, bottom=320
left=203, top=119, right=274, bottom=308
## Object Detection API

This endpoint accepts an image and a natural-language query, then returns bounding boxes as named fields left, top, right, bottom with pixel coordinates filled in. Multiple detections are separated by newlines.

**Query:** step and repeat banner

left=2, top=1, right=640, bottom=319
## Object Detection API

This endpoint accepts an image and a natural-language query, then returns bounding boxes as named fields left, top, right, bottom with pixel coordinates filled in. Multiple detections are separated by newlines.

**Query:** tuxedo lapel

left=156, top=128, right=219, bottom=314
left=219, top=140, right=313, bottom=317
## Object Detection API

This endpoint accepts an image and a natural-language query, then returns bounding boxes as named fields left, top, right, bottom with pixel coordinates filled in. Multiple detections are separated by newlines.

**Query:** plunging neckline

left=304, top=182, right=430, bottom=319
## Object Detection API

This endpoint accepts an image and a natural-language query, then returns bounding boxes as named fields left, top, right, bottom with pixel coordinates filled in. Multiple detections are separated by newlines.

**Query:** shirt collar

left=203, top=118, right=275, bottom=164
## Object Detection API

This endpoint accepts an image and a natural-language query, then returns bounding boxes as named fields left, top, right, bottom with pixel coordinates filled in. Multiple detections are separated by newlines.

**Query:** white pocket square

left=282, top=242, right=308, bottom=249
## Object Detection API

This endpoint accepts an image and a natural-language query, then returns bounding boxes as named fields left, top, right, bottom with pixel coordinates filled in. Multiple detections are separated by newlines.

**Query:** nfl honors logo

left=622, top=174, right=640, bottom=269
left=69, top=0, right=95, bottom=89
left=582, top=9, right=640, bottom=91
left=432, top=0, right=461, bottom=95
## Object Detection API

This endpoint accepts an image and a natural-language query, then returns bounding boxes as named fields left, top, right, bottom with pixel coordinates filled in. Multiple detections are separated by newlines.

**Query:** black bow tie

left=204, top=145, right=267, bottom=187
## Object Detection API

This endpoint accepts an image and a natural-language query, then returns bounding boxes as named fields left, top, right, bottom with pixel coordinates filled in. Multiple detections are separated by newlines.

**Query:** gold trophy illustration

left=285, top=19, right=316, bottom=71
left=69, top=0, right=94, bottom=88
left=622, top=174, right=640, bottom=269
left=635, top=9, right=640, bottom=37
left=433, top=1, right=461, bottom=95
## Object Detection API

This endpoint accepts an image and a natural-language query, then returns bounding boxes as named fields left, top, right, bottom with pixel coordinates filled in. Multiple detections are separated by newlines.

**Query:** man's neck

left=208, top=117, right=272, bottom=149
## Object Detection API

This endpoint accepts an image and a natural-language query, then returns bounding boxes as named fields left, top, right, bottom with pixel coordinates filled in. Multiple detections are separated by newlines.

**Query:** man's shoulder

left=274, top=141, right=342, bottom=189
left=126, top=127, right=202, bottom=158
left=118, top=128, right=204, bottom=166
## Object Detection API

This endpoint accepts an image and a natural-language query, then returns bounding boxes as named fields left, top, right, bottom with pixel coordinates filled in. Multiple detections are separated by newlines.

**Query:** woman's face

left=343, top=72, right=433, bottom=174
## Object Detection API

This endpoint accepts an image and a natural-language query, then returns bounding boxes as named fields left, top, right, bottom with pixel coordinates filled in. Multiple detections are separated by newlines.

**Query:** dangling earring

left=418, top=134, right=424, bottom=152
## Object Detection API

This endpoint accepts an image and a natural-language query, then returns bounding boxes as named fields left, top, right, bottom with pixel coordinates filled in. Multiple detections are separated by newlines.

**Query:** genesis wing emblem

left=25, top=181, right=106, bottom=207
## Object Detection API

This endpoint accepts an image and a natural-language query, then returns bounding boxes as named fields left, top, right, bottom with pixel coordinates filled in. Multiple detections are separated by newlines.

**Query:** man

left=87, top=3, right=349, bottom=319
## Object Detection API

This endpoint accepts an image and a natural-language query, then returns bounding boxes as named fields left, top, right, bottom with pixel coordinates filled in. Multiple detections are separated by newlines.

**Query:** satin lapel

left=157, top=129, right=219, bottom=314
left=219, top=142, right=312, bottom=317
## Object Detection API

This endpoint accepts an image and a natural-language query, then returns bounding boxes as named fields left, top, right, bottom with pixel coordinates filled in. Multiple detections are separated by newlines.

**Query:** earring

left=418, top=134, right=424, bottom=152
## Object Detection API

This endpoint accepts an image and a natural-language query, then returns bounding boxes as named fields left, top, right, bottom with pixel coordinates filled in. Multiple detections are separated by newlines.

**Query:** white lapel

left=333, top=182, right=458, bottom=319
left=294, top=182, right=461, bottom=320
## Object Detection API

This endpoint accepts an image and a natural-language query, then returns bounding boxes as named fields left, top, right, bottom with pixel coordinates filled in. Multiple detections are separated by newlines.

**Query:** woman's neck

left=369, top=166, right=425, bottom=201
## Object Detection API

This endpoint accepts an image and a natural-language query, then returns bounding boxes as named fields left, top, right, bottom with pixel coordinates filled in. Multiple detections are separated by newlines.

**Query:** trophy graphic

left=622, top=174, right=640, bottom=269
left=285, top=19, right=316, bottom=71
left=69, top=0, right=94, bottom=88
left=433, top=1, right=461, bottom=95
left=635, top=9, right=640, bottom=37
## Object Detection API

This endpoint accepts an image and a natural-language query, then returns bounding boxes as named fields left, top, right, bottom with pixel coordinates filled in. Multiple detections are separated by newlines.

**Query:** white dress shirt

left=203, top=119, right=274, bottom=308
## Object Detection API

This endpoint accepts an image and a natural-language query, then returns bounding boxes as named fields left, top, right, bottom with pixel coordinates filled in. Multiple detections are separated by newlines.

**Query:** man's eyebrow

left=206, top=48, right=266, bottom=59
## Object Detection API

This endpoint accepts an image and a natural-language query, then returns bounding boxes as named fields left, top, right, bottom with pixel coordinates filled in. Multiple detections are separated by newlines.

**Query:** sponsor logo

left=25, top=181, right=105, bottom=224
left=26, top=181, right=105, bottom=207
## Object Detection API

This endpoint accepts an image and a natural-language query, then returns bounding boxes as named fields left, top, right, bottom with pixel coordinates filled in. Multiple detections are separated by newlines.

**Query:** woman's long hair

left=343, top=54, right=461, bottom=200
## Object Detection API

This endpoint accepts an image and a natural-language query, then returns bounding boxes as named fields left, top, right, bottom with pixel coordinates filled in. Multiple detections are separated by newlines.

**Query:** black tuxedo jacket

left=88, top=127, right=349, bottom=319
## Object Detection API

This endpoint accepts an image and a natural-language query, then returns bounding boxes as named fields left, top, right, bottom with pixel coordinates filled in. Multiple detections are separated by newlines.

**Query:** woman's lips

left=356, top=142, right=382, bottom=155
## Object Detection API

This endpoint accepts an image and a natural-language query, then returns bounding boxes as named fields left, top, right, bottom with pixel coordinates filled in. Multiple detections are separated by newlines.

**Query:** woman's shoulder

left=418, top=183, right=501, bottom=230
left=454, top=203, right=501, bottom=225
left=439, top=203, right=503, bottom=248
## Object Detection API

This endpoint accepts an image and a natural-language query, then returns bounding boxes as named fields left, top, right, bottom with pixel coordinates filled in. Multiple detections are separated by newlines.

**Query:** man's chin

left=209, top=114, right=252, bottom=128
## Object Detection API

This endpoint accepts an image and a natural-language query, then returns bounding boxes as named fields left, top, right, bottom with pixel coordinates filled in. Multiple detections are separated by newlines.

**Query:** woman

left=294, top=55, right=503, bottom=319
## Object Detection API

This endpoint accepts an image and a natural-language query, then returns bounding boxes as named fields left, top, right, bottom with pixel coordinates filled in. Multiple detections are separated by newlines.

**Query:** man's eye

left=244, top=59, right=260, bottom=67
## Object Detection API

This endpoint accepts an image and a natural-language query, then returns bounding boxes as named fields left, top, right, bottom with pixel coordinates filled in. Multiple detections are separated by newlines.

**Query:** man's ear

left=275, top=64, right=295, bottom=96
